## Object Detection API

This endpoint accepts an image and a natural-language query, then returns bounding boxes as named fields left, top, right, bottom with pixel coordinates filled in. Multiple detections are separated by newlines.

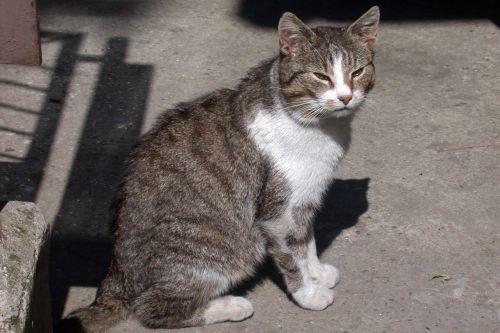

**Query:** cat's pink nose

left=338, top=95, right=352, bottom=105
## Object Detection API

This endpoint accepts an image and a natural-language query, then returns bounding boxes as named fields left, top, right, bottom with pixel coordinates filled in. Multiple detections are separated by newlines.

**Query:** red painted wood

left=0, top=0, right=41, bottom=65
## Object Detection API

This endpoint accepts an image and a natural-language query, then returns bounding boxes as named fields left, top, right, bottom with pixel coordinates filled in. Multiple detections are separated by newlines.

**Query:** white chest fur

left=248, top=107, right=350, bottom=207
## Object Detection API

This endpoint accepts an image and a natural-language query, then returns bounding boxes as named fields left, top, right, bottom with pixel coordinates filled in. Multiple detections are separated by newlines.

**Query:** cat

left=61, top=6, right=379, bottom=332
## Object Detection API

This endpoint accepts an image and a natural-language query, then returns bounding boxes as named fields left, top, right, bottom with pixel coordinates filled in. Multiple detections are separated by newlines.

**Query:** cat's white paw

left=292, top=284, right=335, bottom=311
left=203, top=296, right=254, bottom=324
left=224, top=297, right=254, bottom=321
left=310, top=263, right=340, bottom=289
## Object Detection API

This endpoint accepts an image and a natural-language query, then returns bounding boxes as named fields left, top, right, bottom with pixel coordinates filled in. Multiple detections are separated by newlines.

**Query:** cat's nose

left=338, top=95, right=352, bottom=105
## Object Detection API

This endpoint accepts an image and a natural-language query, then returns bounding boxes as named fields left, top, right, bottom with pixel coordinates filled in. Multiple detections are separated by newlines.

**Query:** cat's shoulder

left=152, top=88, right=236, bottom=125
left=174, top=88, right=237, bottom=114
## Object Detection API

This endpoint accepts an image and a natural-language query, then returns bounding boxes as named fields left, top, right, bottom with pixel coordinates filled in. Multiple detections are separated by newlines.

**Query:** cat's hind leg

left=131, top=279, right=254, bottom=328
left=131, top=283, right=207, bottom=329
left=130, top=216, right=264, bottom=328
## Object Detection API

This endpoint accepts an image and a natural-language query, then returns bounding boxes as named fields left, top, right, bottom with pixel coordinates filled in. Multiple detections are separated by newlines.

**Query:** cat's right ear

left=347, top=6, right=380, bottom=49
left=278, top=12, right=315, bottom=57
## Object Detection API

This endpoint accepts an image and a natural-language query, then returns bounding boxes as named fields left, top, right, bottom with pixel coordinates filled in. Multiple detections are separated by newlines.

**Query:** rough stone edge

left=0, top=201, right=52, bottom=333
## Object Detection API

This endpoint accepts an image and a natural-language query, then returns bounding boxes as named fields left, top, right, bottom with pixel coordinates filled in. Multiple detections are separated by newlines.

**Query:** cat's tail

left=56, top=297, right=129, bottom=333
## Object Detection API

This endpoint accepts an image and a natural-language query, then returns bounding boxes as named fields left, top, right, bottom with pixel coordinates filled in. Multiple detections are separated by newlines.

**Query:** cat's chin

left=327, top=108, right=355, bottom=118
left=320, top=105, right=360, bottom=120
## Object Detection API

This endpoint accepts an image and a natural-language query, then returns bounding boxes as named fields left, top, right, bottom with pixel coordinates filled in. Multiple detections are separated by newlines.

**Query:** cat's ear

left=278, top=12, right=316, bottom=57
left=347, top=6, right=380, bottom=48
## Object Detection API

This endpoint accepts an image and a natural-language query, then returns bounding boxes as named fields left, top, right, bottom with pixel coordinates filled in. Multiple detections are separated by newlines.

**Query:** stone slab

left=0, top=202, right=52, bottom=333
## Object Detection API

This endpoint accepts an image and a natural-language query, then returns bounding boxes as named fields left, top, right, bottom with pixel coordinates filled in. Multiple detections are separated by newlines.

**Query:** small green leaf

left=430, top=274, right=452, bottom=281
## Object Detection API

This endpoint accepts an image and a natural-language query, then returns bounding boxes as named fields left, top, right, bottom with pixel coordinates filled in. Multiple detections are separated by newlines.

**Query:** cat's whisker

left=301, top=106, right=324, bottom=127
left=287, top=102, right=316, bottom=109
left=296, top=105, right=321, bottom=120
left=310, top=107, right=325, bottom=124
left=287, top=100, right=315, bottom=107
left=268, top=101, right=319, bottom=115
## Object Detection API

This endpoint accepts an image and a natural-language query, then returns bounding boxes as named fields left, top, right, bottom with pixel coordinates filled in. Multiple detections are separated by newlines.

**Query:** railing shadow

left=0, top=32, right=82, bottom=203
left=0, top=30, right=153, bottom=323
left=48, top=36, right=153, bottom=321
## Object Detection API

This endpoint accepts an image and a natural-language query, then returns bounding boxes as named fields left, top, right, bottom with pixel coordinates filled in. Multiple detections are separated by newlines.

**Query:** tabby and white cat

left=64, top=6, right=379, bottom=332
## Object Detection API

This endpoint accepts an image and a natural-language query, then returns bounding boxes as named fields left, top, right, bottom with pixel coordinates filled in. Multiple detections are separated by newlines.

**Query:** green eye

left=313, top=72, right=331, bottom=81
left=352, top=67, right=364, bottom=77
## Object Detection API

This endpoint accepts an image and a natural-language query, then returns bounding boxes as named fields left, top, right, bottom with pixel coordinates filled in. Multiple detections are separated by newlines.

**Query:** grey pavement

left=0, top=1, right=499, bottom=332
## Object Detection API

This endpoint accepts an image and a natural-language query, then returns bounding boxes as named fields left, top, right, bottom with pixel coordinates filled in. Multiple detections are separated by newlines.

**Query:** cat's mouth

left=322, top=100, right=356, bottom=114
left=326, top=106, right=356, bottom=118
left=330, top=100, right=364, bottom=114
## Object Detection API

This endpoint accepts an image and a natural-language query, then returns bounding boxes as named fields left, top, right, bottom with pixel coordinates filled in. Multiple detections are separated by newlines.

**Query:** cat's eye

left=351, top=67, right=364, bottom=78
left=313, top=72, right=331, bottom=82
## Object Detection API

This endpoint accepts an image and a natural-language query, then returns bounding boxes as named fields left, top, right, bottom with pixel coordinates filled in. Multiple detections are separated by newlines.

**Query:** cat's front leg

left=290, top=258, right=335, bottom=311
left=263, top=212, right=334, bottom=311
left=306, top=236, right=340, bottom=289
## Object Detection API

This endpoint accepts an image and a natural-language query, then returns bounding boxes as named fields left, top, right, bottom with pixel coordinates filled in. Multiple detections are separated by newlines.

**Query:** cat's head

left=277, top=6, right=379, bottom=122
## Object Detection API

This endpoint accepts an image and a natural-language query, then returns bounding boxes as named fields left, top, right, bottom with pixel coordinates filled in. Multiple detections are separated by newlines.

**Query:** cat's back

left=142, top=88, right=237, bottom=151
left=120, top=60, right=277, bottom=203
left=126, top=88, right=245, bottom=174
left=115, top=87, right=266, bottom=231
left=143, top=58, right=274, bottom=154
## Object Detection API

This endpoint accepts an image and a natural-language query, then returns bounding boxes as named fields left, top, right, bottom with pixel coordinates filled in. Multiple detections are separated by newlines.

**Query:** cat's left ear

left=347, top=6, right=380, bottom=48
left=278, top=12, right=316, bottom=57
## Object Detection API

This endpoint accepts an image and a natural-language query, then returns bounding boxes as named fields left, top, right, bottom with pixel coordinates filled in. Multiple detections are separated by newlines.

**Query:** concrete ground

left=1, top=0, right=499, bottom=332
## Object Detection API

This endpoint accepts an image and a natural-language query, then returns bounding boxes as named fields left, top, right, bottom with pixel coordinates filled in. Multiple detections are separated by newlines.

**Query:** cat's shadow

left=234, top=177, right=370, bottom=295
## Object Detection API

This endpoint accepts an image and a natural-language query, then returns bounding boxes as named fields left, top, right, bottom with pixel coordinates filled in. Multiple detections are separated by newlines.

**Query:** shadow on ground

left=315, top=178, right=370, bottom=254
left=0, top=31, right=153, bottom=322
left=38, top=0, right=157, bottom=17
left=238, top=0, right=499, bottom=27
